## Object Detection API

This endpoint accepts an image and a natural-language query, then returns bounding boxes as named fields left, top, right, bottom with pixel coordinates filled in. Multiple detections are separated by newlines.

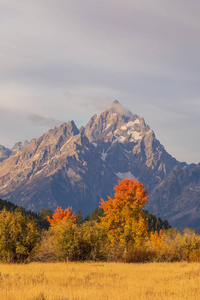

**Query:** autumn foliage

left=0, top=209, right=40, bottom=263
left=47, top=206, right=76, bottom=227
left=150, top=229, right=165, bottom=247
left=3, top=180, right=200, bottom=264
left=100, top=179, right=149, bottom=245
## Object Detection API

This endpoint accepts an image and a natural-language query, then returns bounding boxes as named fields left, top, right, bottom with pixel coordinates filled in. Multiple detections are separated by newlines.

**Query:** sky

left=0, top=0, right=200, bottom=164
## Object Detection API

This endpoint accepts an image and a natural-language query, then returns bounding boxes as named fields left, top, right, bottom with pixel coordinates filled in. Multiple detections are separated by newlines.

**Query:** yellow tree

left=150, top=229, right=165, bottom=247
left=0, top=210, right=39, bottom=263
left=100, top=179, right=148, bottom=246
left=45, top=206, right=77, bottom=261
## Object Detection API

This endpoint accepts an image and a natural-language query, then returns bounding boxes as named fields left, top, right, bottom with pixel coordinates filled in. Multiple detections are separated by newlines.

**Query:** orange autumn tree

left=47, top=206, right=76, bottom=227
left=100, top=179, right=148, bottom=246
left=150, top=229, right=165, bottom=247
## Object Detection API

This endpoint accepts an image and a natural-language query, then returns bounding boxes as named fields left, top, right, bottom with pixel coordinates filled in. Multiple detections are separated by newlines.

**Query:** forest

left=0, top=179, right=199, bottom=264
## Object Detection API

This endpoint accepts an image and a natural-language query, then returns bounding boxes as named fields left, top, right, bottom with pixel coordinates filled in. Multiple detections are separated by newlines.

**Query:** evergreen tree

left=76, top=209, right=84, bottom=225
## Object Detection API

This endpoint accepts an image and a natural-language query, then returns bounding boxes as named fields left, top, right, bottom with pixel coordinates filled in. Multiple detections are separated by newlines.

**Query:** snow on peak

left=120, top=119, right=142, bottom=141
left=121, top=119, right=141, bottom=130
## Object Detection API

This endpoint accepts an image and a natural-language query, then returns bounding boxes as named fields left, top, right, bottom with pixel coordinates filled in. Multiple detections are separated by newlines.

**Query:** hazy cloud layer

left=0, top=0, right=200, bottom=163
left=29, top=114, right=63, bottom=128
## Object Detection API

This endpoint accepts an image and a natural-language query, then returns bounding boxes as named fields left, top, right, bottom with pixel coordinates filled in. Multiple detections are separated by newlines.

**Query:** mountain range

left=0, top=101, right=199, bottom=230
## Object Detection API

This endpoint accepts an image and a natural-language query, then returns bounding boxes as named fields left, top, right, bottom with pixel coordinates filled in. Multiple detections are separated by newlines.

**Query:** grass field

left=0, top=262, right=200, bottom=299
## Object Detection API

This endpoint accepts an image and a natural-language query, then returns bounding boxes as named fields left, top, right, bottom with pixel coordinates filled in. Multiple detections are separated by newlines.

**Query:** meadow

left=0, top=262, right=200, bottom=300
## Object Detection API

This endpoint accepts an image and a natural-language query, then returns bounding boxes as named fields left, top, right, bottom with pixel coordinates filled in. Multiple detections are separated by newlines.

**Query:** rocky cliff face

left=0, top=145, right=12, bottom=162
left=0, top=101, right=199, bottom=229
left=0, top=140, right=30, bottom=162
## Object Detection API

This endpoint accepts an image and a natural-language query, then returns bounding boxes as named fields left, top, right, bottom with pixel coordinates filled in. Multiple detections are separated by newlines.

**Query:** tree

left=77, top=221, right=109, bottom=261
left=144, top=211, right=171, bottom=232
left=36, top=220, right=109, bottom=262
left=0, top=209, right=40, bottom=263
left=42, top=206, right=77, bottom=261
left=90, top=207, right=104, bottom=222
left=47, top=206, right=76, bottom=227
left=48, top=221, right=79, bottom=261
left=150, top=229, right=165, bottom=247
left=0, top=198, right=18, bottom=211
left=76, top=209, right=84, bottom=225
left=85, top=214, right=90, bottom=222
left=100, top=179, right=148, bottom=246
left=40, top=208, right=53, bottom=219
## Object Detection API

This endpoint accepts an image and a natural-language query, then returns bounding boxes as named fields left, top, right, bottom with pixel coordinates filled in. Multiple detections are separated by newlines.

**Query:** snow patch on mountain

left=129, top=131, right=142, bottom=141
left=121, top=119, right=140, bottom=130
left=116, top=171, right=136, bottom=180
left=116, top=119, right=142, bottom=141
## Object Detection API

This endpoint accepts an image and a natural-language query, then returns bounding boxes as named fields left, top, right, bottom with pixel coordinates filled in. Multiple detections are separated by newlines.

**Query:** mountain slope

left=146, top=163, right=200, bottom=230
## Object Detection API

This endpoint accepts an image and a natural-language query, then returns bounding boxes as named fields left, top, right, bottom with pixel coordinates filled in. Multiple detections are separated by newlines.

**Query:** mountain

left=11, top=140, right=29, bottom=155
left=0, top=101, right=199, bottom=229
left=0, top=145, right=12, bottom=162
left=0, top=140, right=29, bottom=162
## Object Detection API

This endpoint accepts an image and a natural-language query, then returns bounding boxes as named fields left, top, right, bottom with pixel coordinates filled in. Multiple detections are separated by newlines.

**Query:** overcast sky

left=0, top=0, right=200, bottom=164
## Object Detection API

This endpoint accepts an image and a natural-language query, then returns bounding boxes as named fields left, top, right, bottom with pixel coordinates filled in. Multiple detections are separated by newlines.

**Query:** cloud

left=28, top=114, right=63, bottom=127
left=91, top=100, right=110, bottom=112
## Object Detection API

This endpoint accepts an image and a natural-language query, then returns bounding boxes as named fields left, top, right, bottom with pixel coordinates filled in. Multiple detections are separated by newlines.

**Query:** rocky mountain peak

left=0, top=145, right=12, bottom=162
left=66, top=120, right=79, bottom=134
left=85, top=101, right=150, bottom=146
left=11, top=140, right=30, bottom=154
left=113, top=100, right=119, bottom=105
left=108, top=100, right=132, bottom=118
left=0, top=140, right=30, bottom=162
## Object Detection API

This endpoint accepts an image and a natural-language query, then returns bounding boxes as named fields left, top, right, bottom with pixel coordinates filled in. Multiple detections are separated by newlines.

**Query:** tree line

left=0, top=179, right=199, bottom=263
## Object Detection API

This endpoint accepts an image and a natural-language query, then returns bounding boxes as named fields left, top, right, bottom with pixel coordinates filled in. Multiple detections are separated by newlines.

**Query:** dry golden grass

left=0, top=262, right=200, bottom=299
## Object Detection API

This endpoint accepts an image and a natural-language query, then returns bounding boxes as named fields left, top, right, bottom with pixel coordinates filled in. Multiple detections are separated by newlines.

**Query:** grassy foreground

left=0, top=262, right=200, bottom=300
